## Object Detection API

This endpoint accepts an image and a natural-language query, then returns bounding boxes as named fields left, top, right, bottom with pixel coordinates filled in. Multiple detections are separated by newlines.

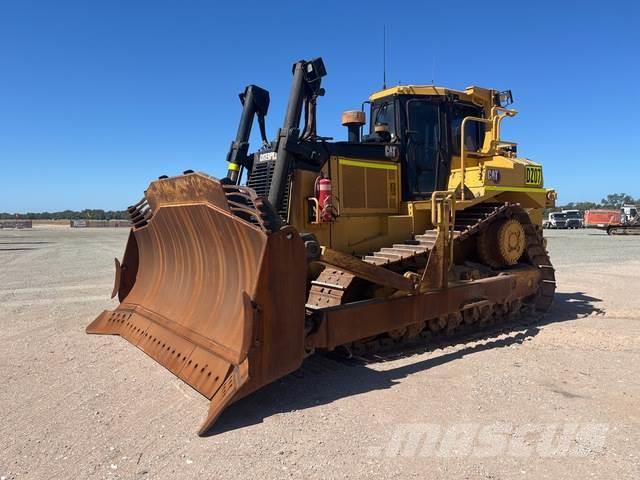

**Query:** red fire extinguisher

left=315, top=174, right=334, bottom=222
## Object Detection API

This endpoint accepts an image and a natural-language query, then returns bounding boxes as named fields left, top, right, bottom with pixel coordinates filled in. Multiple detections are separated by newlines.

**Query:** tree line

left=1, top=193, right=637, bottom=219
left=553, top=193, right=638, bottom=213
left=0, top=209, right=129, bottom=220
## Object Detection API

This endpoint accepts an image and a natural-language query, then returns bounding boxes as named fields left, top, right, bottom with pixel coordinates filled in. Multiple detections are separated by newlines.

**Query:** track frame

left=305, top=203, right=556, bottom=354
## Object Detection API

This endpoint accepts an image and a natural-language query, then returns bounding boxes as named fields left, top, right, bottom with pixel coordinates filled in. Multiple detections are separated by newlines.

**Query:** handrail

left=460, top=117, right=492, bottom=201
left=431, top=190, right=456, bottom=269
left=430, top=191, right=455, bottom=226
left=490, top=106, right=518, bottom=140
left=459, top=106, right=518, bottom=201
left=307, top=197, right=321, bottom=224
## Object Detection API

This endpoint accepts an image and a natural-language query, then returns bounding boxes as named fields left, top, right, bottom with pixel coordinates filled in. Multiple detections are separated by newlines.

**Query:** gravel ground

left=0, top=226, right=638, bottom=479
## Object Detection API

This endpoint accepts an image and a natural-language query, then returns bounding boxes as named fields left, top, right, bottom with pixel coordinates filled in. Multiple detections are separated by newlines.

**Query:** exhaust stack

left=341, top=110, right=366, bottom=143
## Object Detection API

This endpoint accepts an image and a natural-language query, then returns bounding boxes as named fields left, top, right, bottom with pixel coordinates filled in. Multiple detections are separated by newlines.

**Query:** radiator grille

left=246, top=159, right=291, bottom=221
left=246, top=159, right=274, bottom=198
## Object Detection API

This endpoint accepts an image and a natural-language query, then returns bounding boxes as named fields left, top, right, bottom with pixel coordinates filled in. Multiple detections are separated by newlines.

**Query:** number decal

left=525, top=166, right=542, bottom=185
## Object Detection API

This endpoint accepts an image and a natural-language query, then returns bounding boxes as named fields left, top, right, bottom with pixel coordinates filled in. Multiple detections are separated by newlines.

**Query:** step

left=363, top=256, right=389, bottom=265
left=309, top=280, right=347, bottom=291
left=373, top=252, right=403, bottom=260
left=416, top=239, right=436, bottom=247
left=415, top=232, right=438, bottom=240
left=391, top=244, right=428, bottom=253
left=379, top=248, right=415, bottom=258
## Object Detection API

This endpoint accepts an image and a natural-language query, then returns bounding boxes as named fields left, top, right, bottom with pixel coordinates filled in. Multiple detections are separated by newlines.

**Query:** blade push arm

left=268, top=58, right=326, bottom=211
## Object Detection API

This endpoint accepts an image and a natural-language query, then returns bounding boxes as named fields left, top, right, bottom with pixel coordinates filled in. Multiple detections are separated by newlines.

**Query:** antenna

left=431, top=54, right=436, bottom=85
left=383, top=25, right=387, bottom=89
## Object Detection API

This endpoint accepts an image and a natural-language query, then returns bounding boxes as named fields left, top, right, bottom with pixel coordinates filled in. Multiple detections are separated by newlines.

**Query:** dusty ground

left=0, top=226, right=638, bottom=479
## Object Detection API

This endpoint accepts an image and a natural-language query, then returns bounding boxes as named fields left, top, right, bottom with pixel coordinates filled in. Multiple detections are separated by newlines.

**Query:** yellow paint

left=284, top=83, right=554, bottom=251
left=369, top=85, right=495, bottom=111
left=335, top=156, right=400, bottom=215
left=484, top=185, right=547, bottom=193
left=338, top=158, right=398, bottom=171
left=227, top=163, right=240, bottom=171
left=370, top=85, right=448, bottom=101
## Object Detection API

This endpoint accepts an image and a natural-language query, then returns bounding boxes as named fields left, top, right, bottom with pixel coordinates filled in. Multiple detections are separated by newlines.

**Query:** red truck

left=583, top=209, right=621, bottom=228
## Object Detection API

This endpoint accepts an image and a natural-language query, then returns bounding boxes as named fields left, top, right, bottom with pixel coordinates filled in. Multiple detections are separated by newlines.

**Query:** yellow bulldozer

left=87, top=58, right=557, bottom=435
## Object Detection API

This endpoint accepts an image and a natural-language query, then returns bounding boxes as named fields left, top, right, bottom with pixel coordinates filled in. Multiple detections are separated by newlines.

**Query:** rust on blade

left=116, top=230, right=139, bottom=302
left=88, top=173, right=307, bottom=435
left=110, top=258, right=121, bottom=299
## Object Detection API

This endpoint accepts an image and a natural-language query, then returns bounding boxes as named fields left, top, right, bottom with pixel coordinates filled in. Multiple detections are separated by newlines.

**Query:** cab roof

left=369, top=85, right=494, bottom=106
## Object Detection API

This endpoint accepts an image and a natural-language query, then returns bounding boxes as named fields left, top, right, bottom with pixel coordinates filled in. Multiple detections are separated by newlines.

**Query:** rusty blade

left=88, top=200, right=265, bottom=411
left=88, top=173, right=308, bottom=435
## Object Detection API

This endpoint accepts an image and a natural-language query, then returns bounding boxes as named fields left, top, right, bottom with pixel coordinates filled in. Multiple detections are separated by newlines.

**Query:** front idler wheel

left=478, top=218, right=526, bottom=268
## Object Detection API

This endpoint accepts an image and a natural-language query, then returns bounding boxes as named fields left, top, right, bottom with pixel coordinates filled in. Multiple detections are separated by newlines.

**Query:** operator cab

left=362, top=86, right=504, bottom=201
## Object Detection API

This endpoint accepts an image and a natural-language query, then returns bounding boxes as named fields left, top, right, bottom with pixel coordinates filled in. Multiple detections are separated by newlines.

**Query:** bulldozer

left=87, top=57, right=557, bottom=435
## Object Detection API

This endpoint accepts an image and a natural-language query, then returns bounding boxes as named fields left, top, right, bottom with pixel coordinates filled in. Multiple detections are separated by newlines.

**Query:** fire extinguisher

left=315, top=174, right=334, bottom=222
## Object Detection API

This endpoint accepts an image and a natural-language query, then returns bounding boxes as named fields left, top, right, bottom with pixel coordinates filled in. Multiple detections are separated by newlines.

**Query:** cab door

left=404, top=99, right=444, bottom=198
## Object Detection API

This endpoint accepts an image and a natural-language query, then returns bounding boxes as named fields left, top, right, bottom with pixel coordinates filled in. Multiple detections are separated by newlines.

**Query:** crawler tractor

left=88, top=58, right=557, bottom=435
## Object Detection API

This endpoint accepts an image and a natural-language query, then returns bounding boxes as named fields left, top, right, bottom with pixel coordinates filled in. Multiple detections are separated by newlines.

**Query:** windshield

left=551, top=213, right=567, bottom=219
left=564, top=211, right=580, bottom=219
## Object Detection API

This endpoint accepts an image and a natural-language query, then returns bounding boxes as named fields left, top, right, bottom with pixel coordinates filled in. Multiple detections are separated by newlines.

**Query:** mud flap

left=88, top=173, right=307, bottom=435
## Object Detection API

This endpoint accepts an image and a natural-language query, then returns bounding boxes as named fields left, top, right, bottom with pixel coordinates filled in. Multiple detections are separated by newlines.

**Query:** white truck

left=562, top=209, right=583, bottom=228
left=543, top=211, right=568, bottom=229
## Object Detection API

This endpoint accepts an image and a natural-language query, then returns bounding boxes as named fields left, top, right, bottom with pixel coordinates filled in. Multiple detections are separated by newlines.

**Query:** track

left=306, top=203, right=556, bottom=354
left=607, top=225, right=640, bottom=235
left=606, top=213, right=640, bottom=235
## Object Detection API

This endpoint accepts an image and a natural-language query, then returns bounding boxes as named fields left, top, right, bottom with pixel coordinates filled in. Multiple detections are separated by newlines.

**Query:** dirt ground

left=0, top=226, right=638, bottom=479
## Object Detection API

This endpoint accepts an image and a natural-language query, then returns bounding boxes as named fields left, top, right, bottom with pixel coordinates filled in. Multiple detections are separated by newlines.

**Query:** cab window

left=405, top=100, right=442, bottom=195
left=451, top=105, right=484, bottom=154
left=370, top=101, right=397, bottom=140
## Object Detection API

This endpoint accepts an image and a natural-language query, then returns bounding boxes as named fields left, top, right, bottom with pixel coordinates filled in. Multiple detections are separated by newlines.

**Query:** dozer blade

left=87, top=173, right=307, bottom=435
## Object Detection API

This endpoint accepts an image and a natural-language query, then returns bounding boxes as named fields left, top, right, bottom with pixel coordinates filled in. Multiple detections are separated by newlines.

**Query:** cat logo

left=385, top=145, right=399, bottom=160
left=487, top=168, right=501, bottom=184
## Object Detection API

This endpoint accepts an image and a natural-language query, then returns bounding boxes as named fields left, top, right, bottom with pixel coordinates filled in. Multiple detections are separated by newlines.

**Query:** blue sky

left=0, top=0, right=638, bottom=211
